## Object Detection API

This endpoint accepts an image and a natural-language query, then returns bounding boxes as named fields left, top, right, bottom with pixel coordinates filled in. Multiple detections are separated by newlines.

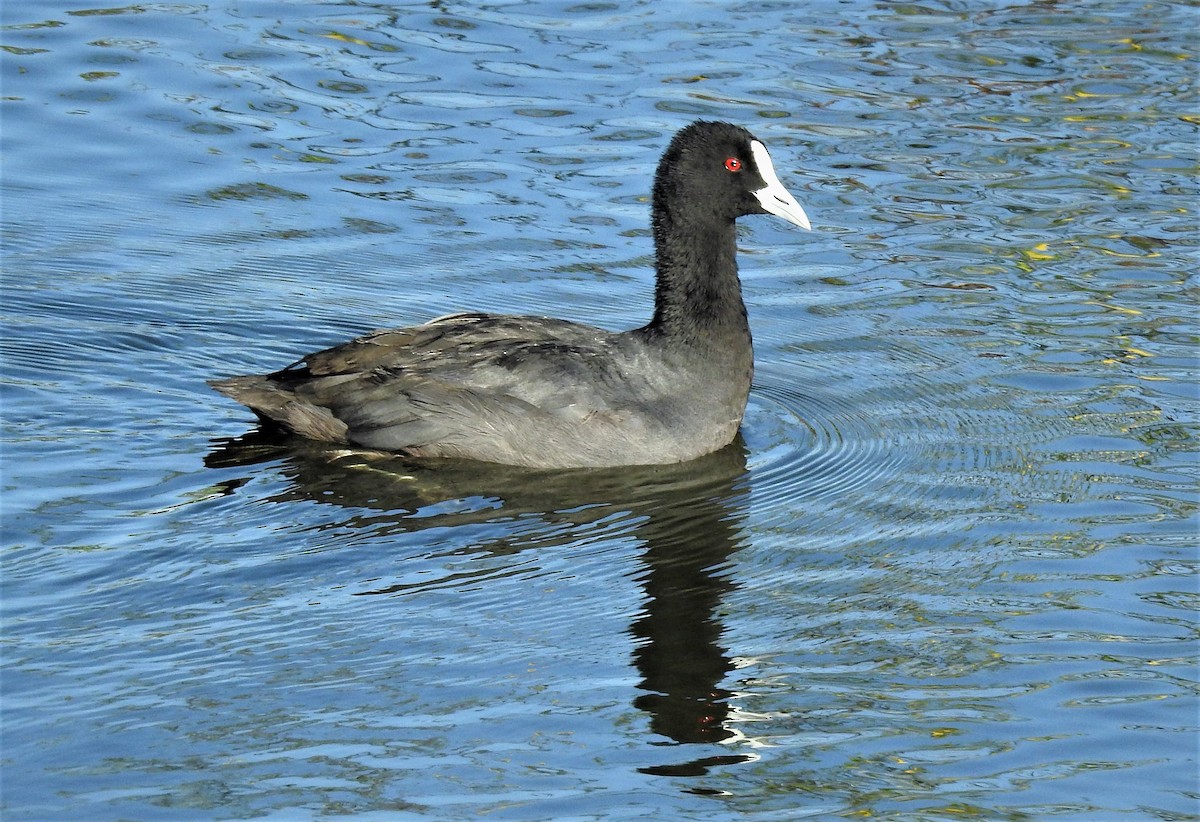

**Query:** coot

left=211, top=121, right=811, bottom=468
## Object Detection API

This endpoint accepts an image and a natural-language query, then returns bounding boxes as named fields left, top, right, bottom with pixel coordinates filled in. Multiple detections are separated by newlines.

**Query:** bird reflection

left=207, top=430, right=755, bottom=773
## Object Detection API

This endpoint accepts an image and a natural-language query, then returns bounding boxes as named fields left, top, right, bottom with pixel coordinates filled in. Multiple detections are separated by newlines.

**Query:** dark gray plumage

left=210, top=121, right=811, bottom=468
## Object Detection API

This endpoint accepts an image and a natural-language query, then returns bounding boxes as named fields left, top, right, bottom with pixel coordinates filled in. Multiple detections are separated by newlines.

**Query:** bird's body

left=211, top=121, right=810, bottom=468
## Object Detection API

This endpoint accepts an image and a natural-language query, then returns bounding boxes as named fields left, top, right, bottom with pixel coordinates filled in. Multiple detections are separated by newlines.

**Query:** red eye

left=724, top=157, right=742, bottom=172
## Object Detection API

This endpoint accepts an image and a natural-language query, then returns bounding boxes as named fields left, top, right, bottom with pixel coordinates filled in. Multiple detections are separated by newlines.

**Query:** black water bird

left=210, top=121, right=811, bottom=468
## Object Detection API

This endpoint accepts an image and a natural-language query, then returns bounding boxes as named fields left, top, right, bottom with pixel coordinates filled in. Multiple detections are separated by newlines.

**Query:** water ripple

left=746, top=370, right=900, bottom=505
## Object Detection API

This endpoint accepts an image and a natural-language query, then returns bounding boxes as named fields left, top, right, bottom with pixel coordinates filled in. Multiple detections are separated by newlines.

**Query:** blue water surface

left=2, top=1, right=1197, bottom=819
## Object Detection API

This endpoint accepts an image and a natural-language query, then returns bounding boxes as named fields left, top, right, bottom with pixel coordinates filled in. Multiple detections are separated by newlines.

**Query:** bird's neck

left=644, top=211, right=751, bottom=349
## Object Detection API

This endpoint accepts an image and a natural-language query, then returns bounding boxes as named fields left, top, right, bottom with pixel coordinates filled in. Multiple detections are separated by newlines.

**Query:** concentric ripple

left=745, top=377, right=896, bottom=504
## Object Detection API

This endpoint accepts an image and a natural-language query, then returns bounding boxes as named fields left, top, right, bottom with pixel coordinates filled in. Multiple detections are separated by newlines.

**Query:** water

left=2, top=1, right=1197, bottom=819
